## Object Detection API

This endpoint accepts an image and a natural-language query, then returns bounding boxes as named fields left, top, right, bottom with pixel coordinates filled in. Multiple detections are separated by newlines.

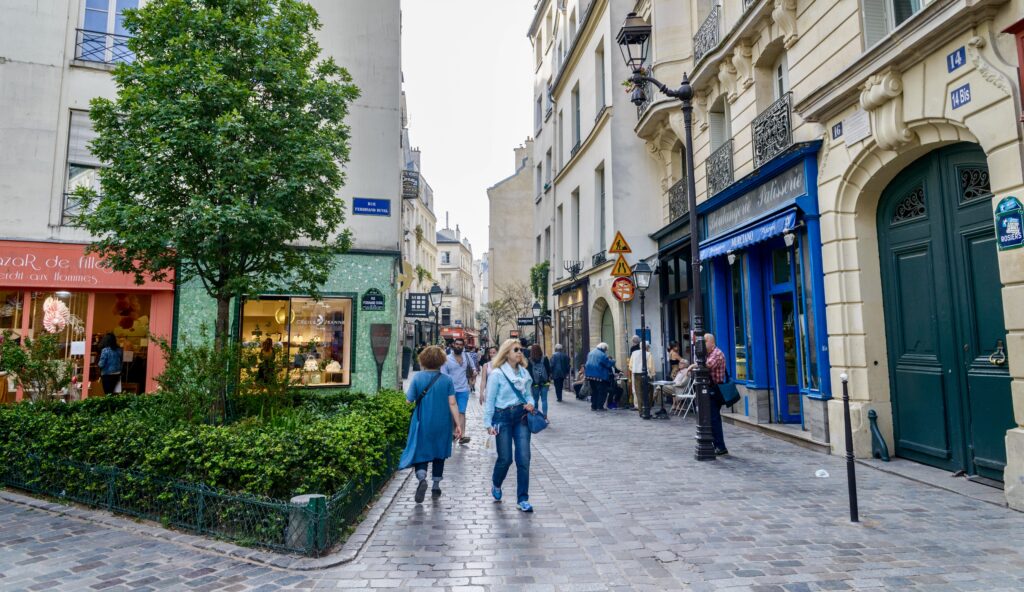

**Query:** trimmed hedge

left=0, top=390, right=411, bottom=501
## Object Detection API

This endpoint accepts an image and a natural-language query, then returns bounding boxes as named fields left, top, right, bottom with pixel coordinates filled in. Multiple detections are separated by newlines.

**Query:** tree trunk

left=214, top=295, right=232, bottom=422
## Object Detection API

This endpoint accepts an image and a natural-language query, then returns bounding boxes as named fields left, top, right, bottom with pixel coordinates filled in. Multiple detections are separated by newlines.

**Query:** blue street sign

left=996, top=196, right=1023, bottom=251
left=946, top=46, right=966, bottom=72
left=950, top=84, right=971, bottom=109
left=353, top=198, right=391, bottom=216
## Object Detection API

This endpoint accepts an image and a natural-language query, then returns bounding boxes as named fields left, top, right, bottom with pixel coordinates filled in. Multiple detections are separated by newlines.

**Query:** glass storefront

left=556, top=286, right=587, bottom=370
left=241, top=296, right=353, bottom=387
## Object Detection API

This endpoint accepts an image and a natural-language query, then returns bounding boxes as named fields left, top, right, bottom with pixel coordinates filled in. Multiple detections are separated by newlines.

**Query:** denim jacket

left=584, top=348, right=615, bottom=381
left=98, top=347, right=122, bottom=376
left=483, top=363, right=533, bottom=427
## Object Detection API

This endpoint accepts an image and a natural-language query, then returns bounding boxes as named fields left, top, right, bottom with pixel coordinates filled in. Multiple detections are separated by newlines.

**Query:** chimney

left=456, top=224, right=461, bottom=241
left=514, top=138, right=534, bottom=168
left=411, top=147, right=421, bottom=170
left=445, top=211, right=449, bottom=229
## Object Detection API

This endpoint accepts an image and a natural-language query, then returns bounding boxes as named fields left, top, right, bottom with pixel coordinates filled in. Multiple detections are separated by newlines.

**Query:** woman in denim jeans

left=483, top=338, right=536, bottom=512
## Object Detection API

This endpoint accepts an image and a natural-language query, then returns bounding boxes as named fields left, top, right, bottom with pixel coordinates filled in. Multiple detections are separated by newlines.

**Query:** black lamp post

left=632, top=260, right=653, bottom=420
left=429, top=282, right=443, bottom=345
left=618, top=13, right=715, bottom=460
left=531, top=300, right=542, bottom=346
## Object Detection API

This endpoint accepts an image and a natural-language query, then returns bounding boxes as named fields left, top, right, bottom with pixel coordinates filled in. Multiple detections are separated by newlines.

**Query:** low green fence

left=0, top=449, right=401, bottom=556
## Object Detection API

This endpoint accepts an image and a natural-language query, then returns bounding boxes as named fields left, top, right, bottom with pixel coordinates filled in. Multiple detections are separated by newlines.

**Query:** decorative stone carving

left=695, top=91, right=710, bottom=131
left=772, top=0, right=798, bottom=49
left=719, top=59, right=738, bottom=103
left=668, top=111, right=686, bottom=145
left=732, top=42, right=753, bottom=90
left=967, top=36, right=1013, bottom=96
left=644, top=128, right=677, bottom=193
left=859, top=69, right=916, bottom=151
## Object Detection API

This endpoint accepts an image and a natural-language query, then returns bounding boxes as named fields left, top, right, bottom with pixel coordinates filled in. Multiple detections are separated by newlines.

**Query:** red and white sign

left=0, top=241, right=172, bottom=291
left=611, top=277, right=635, bottom=302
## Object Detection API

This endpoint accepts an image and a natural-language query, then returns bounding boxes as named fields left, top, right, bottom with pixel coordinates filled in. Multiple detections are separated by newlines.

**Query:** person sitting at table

left=572, top=364, right=587, bottom=399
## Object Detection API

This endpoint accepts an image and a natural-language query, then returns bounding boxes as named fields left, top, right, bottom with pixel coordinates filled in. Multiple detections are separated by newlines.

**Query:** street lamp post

left=632, top=260, right=653, bottom=420
left=617, top=13, right=716, bottom=460
left=531, top=300, right=542, bottom=346
left=429, top=282, right=444, bottom=345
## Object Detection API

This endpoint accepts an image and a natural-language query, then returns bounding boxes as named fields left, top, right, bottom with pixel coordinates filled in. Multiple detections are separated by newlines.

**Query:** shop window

left=241, top=296, right=353, bottom=387
left=861, top=0, right=925, bottom=49
left=795, top=235, right=820, bottom=391
left=772, top=248, right=791, bottom=285
left=26, top=292, right=90, bottom=396
left=0, top=291, right=26, bottom=334
left=730, top=258, right=748, bottom=381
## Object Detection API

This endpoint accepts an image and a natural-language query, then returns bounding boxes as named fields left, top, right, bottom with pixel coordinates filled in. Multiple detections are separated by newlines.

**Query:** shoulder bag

left=717, top=367, right=741, bottom=407
left=414, top=373, right=443, bottom=408
left=500, top=369, right=548, bottom=434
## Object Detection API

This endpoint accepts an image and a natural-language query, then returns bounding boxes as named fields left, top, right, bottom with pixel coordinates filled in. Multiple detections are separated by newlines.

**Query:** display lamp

left=616, top=12, right=652, bottom=74
left=632, top=260, right=653, bottom=292
left=429, top=282, right=444, bottom=307
left=784, top=229, right=797, bottom=248
left=727, top=251, right=737, bottom=266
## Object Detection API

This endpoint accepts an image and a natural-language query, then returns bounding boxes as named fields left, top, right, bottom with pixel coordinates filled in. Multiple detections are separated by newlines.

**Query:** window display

left=241, top=296, right=353, bottom=387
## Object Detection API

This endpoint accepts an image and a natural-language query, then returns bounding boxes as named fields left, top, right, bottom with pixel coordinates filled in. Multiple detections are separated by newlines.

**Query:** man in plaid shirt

left=691, top=333, right=728, bottom=455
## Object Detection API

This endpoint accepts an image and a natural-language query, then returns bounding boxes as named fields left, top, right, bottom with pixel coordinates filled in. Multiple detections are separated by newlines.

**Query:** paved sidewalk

left=4, top=391, right=1024, bottom=591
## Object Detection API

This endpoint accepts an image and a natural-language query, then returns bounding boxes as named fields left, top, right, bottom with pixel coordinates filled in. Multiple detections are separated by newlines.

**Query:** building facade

left=487, top=141, right=535, bottom=343
left=437, top=225, right=477, bottom=344
left=1, top=0, right=403, bottom=396
left=530, top=0, right=665, bottom=371
left=635, top=0, right=1024, bottom=508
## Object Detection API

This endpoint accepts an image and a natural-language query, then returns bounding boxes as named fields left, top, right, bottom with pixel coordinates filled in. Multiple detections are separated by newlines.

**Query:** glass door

left=771, top=294, right=802, bottom=423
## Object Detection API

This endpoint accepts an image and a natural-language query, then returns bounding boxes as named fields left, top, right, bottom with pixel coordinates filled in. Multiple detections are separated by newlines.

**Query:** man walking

left=441, top=338, right=476, bottom=444
left=584, top=343, right=615, bottom=411
left=550, top=344, right=570, bottom=403
left=629, top=341, right=656, bottom=417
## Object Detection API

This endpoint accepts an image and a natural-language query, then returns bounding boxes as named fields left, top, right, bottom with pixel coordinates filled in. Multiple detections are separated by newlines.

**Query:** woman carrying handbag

left=483, top=338, right=543, bottom=512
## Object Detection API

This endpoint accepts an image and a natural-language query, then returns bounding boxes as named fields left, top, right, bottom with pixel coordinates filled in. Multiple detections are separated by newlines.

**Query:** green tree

left=74, top=0, right=360, bottom=348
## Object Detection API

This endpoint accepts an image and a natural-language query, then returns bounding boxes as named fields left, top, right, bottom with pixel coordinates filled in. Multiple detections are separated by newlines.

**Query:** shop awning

left=699, top=209, right=798, bottom=260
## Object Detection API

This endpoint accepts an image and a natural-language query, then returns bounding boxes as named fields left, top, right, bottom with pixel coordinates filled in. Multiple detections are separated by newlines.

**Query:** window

left=596, top=165, right=606, bottom=252
left=544, top=226, right=552, bottom=261
left=79, top=0, right=139, bottom=64
left=65, top=110, right=103, bottom=225
left=730, top=259, right=748, bottom=381
left=861, top=0, right=925, bottom=48
left=555, top=206, right=562, bottom=266
left=773, top=54, right=790, bottom=99
left=545, top=149, right=553, bottom=185
left=535, top=36, right=543, bottom=68
left=536, top=235, right=542, bottom=263
left=557, top=111, right=565, bottom=169
left=595, top=44, right=606, bottom=110
left=535, top=94, right=543, bottom=131
left=796, top=234, right=820, bottom=390
left=536, top=163, right=543, bottom=196
left=571, top=84, right=581, bottom=148
left=571, top=188, right=580, bottom=260
left=709, top=97, right=731, bottom=150
left=557, top=41, right=563, bottom=70
left=241, top=296, right=353, bottom=387
left=441, top=251, right=451, bottom=265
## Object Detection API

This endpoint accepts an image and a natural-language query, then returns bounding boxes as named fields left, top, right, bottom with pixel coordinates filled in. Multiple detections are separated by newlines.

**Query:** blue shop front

left=698, top=142, right=831, bottom=442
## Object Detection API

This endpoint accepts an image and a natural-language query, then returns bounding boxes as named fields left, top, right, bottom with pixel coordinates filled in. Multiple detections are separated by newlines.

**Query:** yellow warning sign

left=609, top=231, right=632, bottom=254
left=610, top=255, right=633, bottom=277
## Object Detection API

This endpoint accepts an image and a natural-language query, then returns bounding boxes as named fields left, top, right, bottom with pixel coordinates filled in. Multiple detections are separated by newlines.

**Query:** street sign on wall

left=405, top=293, right=429, bottom=317
left=611, top=277, right=635, bottom=302
left=517, top=317, right=535, bottom=327
left=610, top=255, right=633, bottom=277
left=609, top=231, right=632, bottom=254
left=996, top=196, right=1023, bottom=251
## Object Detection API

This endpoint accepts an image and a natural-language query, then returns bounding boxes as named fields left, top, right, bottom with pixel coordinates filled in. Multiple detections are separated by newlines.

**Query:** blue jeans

left=531, top=384, right=549, bottom=416
left=491, top=405, right=531, bottom=503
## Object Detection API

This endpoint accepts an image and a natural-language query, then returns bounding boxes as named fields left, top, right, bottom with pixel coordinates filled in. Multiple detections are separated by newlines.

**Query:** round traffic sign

left=611, top=277, right=635, bottom=302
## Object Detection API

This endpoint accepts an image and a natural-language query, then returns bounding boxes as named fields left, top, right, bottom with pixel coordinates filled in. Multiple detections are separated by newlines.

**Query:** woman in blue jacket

left=484, top=338, right=536, bottom=512
left=97, top=333, right=123, bottom=395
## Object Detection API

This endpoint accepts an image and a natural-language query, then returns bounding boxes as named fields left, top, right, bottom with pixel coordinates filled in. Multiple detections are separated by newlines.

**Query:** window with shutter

left=861, top=0, right=892, bottom=48
left=66, top=110, right=103, bottom=194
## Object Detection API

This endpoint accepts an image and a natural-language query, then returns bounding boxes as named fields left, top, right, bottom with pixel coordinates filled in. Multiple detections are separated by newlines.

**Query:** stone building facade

left=437, top=226, right=477, bottom=339
left=634, top=0, right=1024, bottom=508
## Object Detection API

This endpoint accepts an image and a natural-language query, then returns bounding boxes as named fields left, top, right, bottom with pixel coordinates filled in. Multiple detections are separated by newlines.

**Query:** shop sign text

left=705, top=164, right=805, bottom=239
left=361, top=288, right=386, bottom=311
left=0, top=242, right=172, bottom=290
left=996, top=196, right=1023, bottom=251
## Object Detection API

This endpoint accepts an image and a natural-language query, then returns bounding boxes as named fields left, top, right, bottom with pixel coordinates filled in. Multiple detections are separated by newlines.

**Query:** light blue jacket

left=483, top=363, right=533, bottom=427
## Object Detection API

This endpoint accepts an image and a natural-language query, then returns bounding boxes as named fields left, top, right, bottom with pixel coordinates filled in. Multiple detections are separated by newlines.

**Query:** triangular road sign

left=610, top=255, right=633, bottom=277
left=609, top=231, right=632, bottom=254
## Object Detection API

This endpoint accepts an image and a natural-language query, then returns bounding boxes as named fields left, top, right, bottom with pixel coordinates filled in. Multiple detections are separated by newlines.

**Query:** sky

left=401, top=0, right=536, bottom=258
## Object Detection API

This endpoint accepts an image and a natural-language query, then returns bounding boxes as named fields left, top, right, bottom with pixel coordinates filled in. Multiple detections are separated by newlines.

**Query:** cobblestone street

left=4, top=392, right=1024, bottom=591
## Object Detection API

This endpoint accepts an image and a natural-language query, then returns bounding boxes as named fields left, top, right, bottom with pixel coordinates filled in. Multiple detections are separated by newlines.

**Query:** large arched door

left=877, top=143, right=1013, bottom=482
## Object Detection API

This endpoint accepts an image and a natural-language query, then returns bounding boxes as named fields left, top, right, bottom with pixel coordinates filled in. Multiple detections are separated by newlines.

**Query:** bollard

left=287, top=493, right=327, bottom=553
left=840, top=373, right=859, bottom=523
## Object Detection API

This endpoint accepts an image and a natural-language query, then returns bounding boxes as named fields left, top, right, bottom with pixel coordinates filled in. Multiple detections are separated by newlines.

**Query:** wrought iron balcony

left=61, top=192, right=95, bottom=227
left=592, top=250, right=608, bottom=267
left=668, top=177, right=689, bottom=221
left=570, top=141, right=581, bottom=158
left=751, top=93, right=793, bottom=169
left=693, top=6, right=721, bottom=62
left=706, top=140, right=734, bottom=197
left=75, top=29, right=134, bottom=64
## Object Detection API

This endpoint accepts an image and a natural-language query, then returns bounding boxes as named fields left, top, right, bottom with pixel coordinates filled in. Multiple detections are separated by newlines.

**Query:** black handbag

left=717, top=368, right=741, bottom=407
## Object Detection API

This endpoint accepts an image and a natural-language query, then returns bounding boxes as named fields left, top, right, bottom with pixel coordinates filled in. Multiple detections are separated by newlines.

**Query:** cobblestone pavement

left=4, top=389, right=1024, bottom=591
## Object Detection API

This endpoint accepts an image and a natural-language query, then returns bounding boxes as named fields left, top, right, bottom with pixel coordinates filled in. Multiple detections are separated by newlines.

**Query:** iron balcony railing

left=61, top=192, right=94, bottom=227
left=75, top=29, right=134, bottom=64
left=751, top=92, right=793, bottom=169
left=570, top=141, right=581, bottom=158
left=693, top=6, right=721, bottom=62
left=706, top=140, right=734, bottom=197
left=668, top=177, right=689, bottom=221
left=592, top=250, right=608, bottom=267
left=743, top=0, right=758, bottom=11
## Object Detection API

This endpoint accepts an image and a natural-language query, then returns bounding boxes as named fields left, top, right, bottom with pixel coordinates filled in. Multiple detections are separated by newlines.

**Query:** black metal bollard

left=840, top=373, right=859, bottom=523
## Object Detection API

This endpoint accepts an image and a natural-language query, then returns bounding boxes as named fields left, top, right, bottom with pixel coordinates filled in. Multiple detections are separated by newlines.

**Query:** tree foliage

left=74, top=0, right=361, bottom=343
left=480, top=281, right=534, bottom=344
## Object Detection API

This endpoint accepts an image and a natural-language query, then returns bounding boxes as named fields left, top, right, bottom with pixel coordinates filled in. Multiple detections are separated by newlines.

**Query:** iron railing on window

left=592, top=250, right=608, bottom=267
left=752, top=92, right=793, bottom=169
left=693, top=6, right=721, bottom=62
left=61, top=192, right=93, bottom=227
left=1, top=449, right=400, bottom=557
left=706, top=140, right=734, bottom=197
left=570, top=141, right=581, bottom=158
left=668, top=177, right=689, bottom=221
left=75, top=29, right=134, bottom=64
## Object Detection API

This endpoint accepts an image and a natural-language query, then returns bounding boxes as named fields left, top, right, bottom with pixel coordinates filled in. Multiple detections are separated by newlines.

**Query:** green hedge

left=0, top=390, right=411, bottom=501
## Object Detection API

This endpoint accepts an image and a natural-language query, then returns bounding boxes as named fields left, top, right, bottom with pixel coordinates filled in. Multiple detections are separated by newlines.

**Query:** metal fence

left=1, top=449, right=400, bottom=557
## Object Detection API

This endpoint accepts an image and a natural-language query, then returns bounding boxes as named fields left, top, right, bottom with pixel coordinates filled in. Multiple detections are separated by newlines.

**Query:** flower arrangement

left=42, top=297, right=71, bottom=334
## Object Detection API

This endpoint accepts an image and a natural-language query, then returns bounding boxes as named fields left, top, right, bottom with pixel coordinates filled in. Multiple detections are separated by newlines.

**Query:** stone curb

left=0, top=469, right=411, bottom=571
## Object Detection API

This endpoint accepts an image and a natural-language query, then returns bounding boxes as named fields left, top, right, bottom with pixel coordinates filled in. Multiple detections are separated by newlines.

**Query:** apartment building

left=437, top=224, right=477, bottom=343
left=633, top=0, right=1024, bottom=508
left=529, top=0, right=664, bottom=371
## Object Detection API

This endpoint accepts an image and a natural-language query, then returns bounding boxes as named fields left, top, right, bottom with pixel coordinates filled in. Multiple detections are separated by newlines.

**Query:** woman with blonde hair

left=483, top=338, right=537, bottom=512
left=399, top=346, right=462, bottom=503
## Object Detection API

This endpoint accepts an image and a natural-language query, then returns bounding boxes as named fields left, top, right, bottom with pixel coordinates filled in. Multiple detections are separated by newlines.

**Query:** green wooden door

left=878, top=143, right=1013, bottom=481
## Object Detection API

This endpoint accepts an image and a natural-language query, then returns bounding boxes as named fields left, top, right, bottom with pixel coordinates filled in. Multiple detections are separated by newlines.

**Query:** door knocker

left=989, top=340, right=1007, bottom=367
